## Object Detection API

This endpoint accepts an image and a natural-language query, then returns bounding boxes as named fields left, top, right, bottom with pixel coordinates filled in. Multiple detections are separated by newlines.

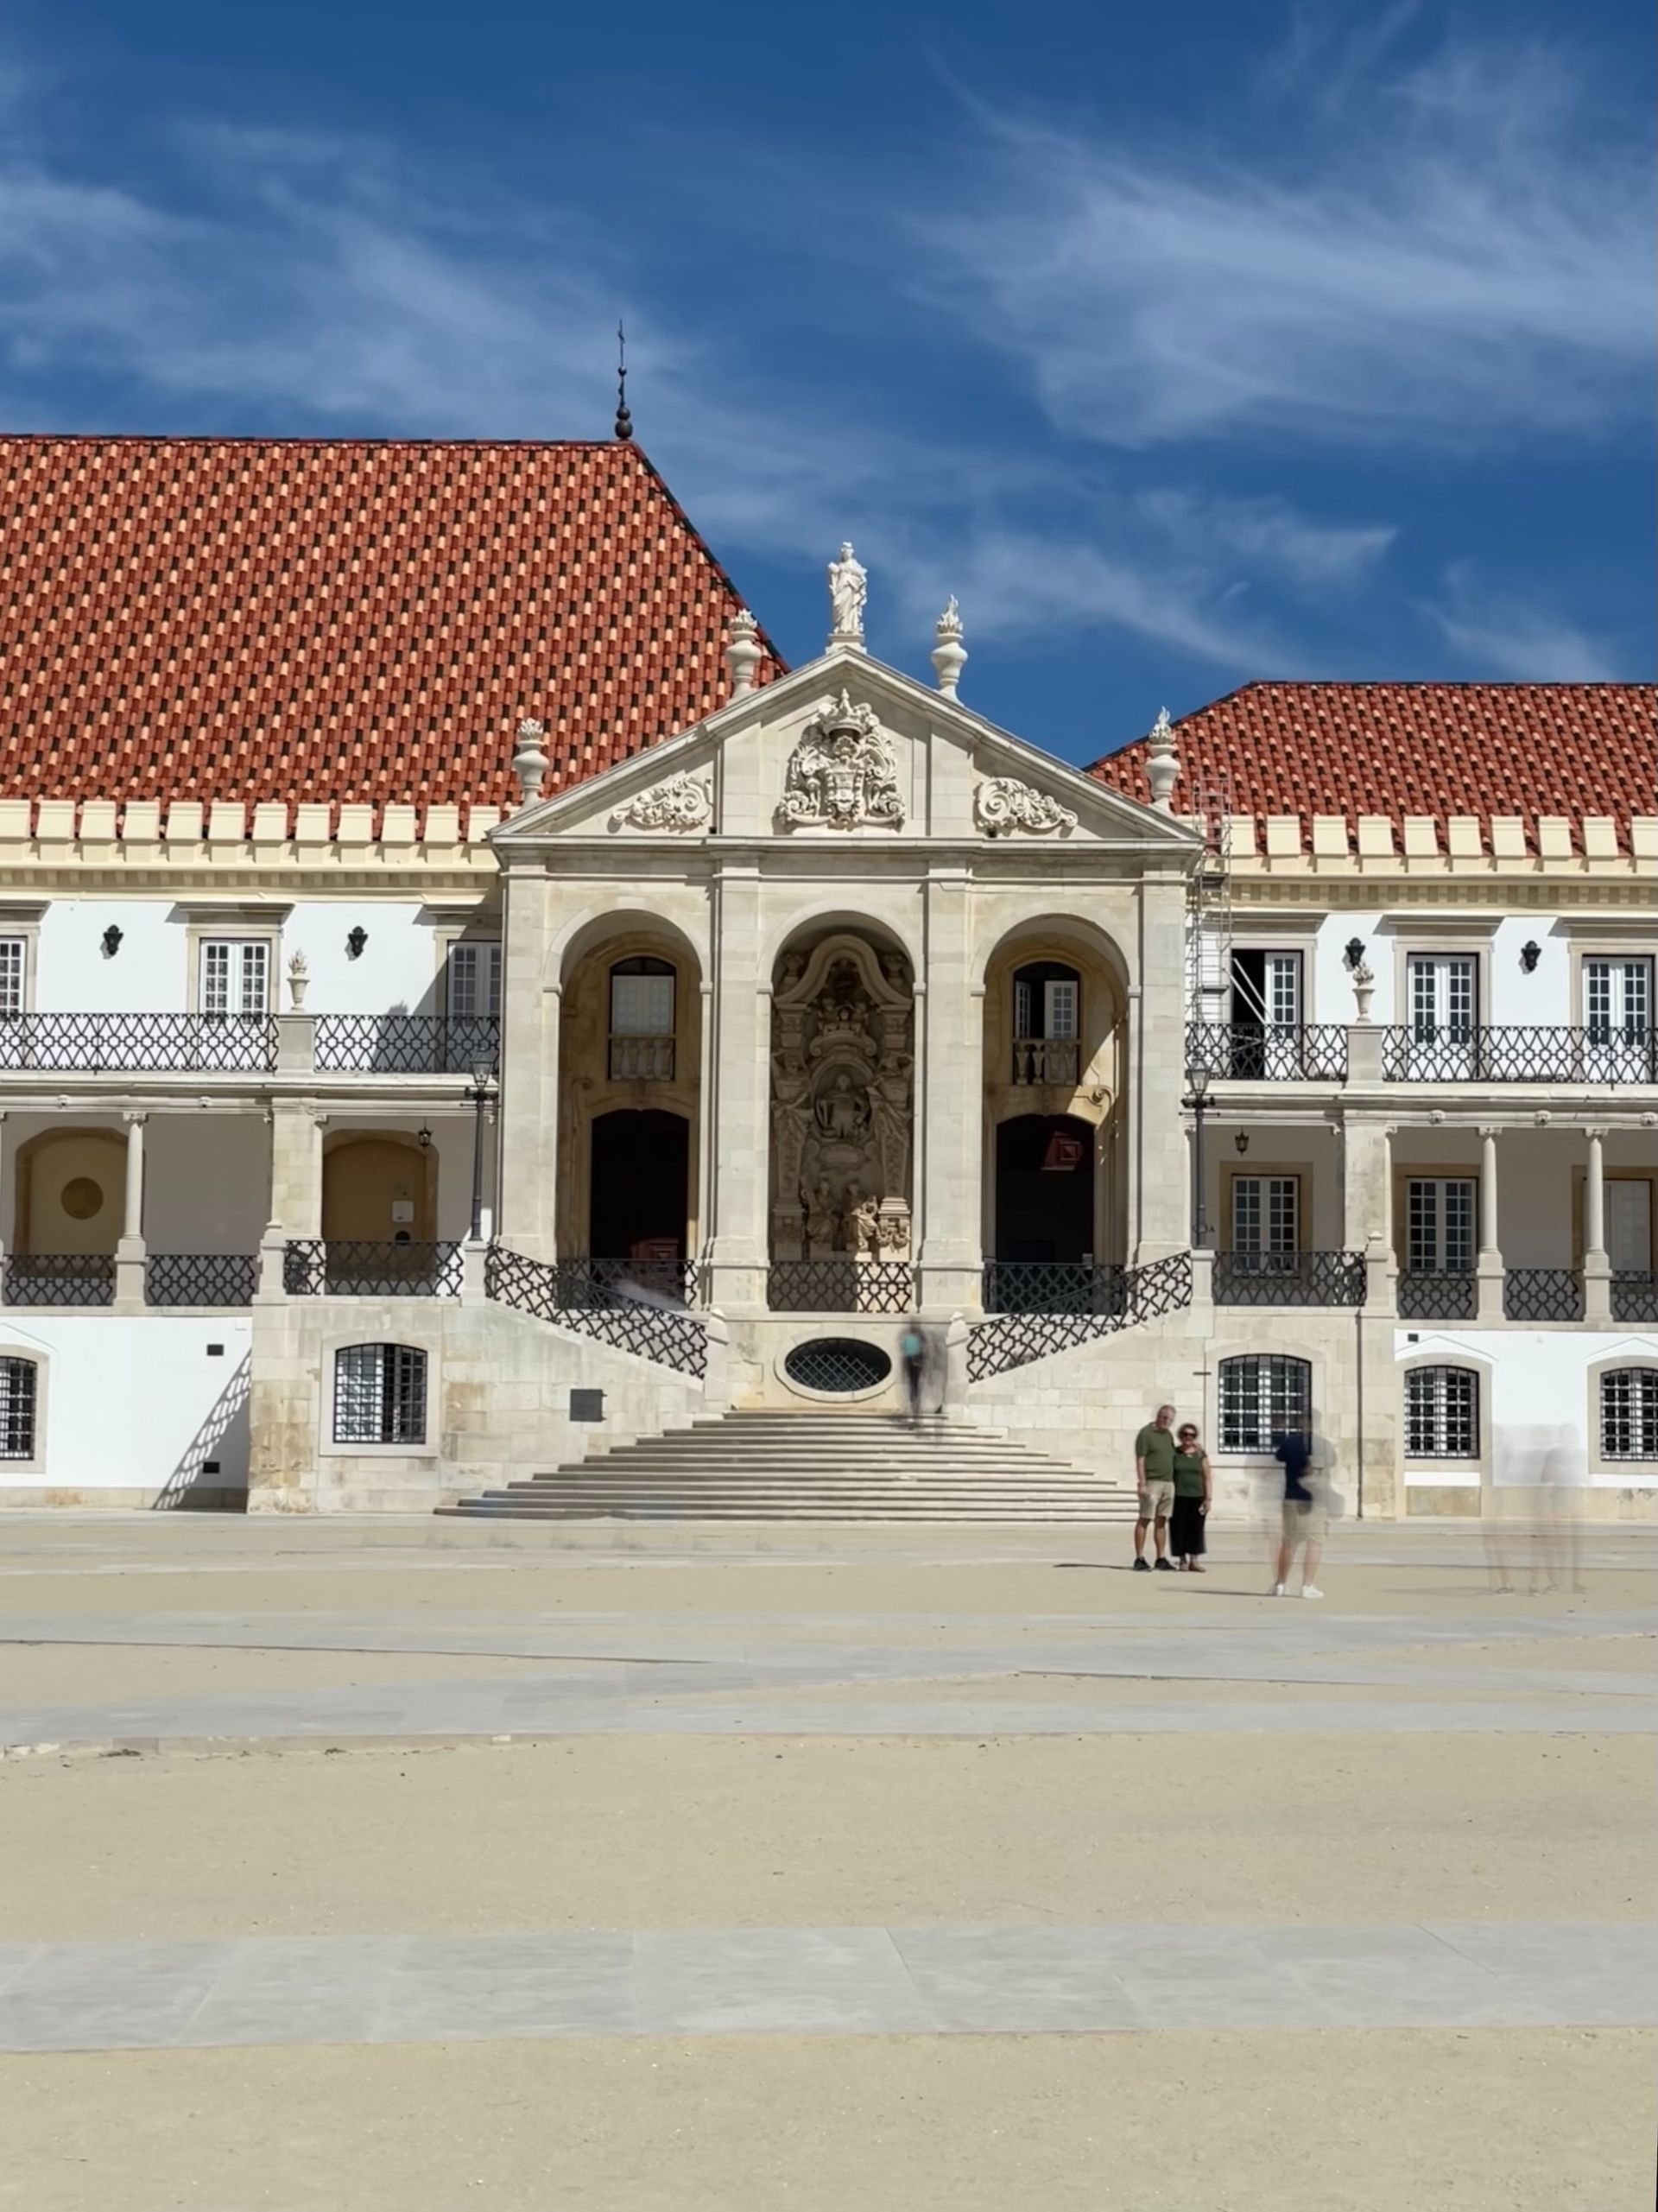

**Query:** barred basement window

left=1599, top=1369, right=1658, bottom=1462
left=1404, top=1366, right=1479, bottom=1459
left=332, top=1344, right=427, bottom=1447
left=1218, top=1354, right=1310, bottom=1455
left=0, top=1356, right=38, bottom=1460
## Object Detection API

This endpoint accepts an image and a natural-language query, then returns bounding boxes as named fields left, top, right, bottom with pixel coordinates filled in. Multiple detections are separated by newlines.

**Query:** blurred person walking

left=1169, top=1423, right=1212, bottom=1571
left=899, top=1319, right=927, bottom=1427
left=1271, top=1417, right=1326, bottom=1598
left=1133, top=1404, right=1178, bottom=1572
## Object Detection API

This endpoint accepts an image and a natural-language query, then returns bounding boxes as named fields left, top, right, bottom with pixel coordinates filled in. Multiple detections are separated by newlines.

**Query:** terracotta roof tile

left=1089, top=681, right=1655, bottom=852
left=0, top=434, right=782, bottom=831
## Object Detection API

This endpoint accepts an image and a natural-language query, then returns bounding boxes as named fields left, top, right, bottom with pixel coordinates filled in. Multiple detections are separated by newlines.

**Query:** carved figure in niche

left=843, top=1191, right=882, bottom=1255
left=777, top=952, right=807, bottom=992
left=814, top=1070, right=869, bottom=1140
left=868, top=1068, right=910, bottom=1190
left=805, top=1178, right=840, bottom=1253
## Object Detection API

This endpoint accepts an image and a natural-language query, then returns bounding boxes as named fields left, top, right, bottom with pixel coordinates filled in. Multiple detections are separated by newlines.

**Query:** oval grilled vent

left=783, top=1339, right=893, bottom=1393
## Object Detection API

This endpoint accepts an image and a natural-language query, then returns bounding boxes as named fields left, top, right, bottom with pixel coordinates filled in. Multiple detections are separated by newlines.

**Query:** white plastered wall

left=1394, top=1328, right=1658, bottom=1494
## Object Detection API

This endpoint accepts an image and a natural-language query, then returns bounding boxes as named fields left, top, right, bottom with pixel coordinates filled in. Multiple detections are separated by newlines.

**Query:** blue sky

left=1, top=0, right=1651, bottom=762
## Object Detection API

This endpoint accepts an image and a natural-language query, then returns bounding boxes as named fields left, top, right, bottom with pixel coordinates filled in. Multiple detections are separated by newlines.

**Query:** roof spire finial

left=614, top=321, right=633, bottom=441
left=1145, top=706, right=1180, bottom=814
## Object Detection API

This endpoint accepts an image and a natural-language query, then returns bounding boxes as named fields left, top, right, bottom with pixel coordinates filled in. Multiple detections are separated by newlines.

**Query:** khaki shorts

left=1281, top=1496, right=1328, bottom=1544
left=1138, top=1478, right=1175, bottom=1522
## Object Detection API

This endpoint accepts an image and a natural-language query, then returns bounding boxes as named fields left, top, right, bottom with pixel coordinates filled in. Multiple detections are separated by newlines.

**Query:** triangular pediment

left=493, top=647, right=1198, bottom=853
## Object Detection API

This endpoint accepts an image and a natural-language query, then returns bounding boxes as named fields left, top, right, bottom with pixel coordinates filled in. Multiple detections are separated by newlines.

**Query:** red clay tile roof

left=0, top=434, right=782, bottom=831
left=1090, top=681, right=1655, bottom=851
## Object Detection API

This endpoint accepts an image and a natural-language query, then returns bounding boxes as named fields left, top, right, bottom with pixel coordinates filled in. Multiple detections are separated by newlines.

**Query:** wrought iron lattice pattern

left=1599, top=1367, right=1658, bottom=1461
left=1215, top=1250, right=1366, bottom=1308
left=966, top=1251, right=1193, bottom=1382
left=1382, top=1025, right=1658, bottom=1082
left=783, top=1339, right=894, bottom=1393
left=312, top=1015, right=500, bottom=1074
left=332, top=1342, right=428, bottom=1446
left=145, top=1253, right=259, bottom=1307
left=1, top=1254, right=116, bottom=1306
left=544, top=1257, right=699, bottom=1308
left=1404, top=1364, right=1479, bottom=1459
left=1502, top=1268, right=1583, bottom=1323
left=767, top=1260, right=916, bottom=1315
left=1183, top=1023, right=1349, bottom=1081
left=0, top=1354, right=39, bottom=1459
left=982, top=1259, right=1126, bottom=1315
left=283, top=1241, right=463, bottom=1297
left=484, top=1244, right=708, bottom=1376
left=1397, top=1270, right=1478, bottom=1321
left=0, top=1012, right=277, bottom=1074
left=1612, top=1272, right=1658, bottom=1324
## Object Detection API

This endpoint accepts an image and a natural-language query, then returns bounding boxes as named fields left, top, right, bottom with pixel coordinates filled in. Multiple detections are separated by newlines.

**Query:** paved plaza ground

left=1, top=1512, right=1653, bottom=2211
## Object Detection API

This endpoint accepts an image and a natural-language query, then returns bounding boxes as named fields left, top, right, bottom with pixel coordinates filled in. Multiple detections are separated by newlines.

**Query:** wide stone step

left=442, top=1504, right=1130, bottom=1521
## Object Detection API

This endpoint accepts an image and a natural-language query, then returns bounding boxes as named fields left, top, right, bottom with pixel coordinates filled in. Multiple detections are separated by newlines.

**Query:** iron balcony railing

left=1184, top=1023, right=1349, bottom=1081
left=1009, top=1036, right=1081, bottom=1087
left=1, top=1254, right=116, bottom=1306
left=282, top=1240, right=464, bottom=1297
left=0, top=1012, right=278, bottom=1074
left=1397, top=1269, right=1478, bottom=1321
left=1503, top=1268, right=1583, bottom=1323
left=540, top=1256, right=699, bottom=1309
left=1214, top=1250, right=1366, bottom=1308
left=312, top=1015, right=500, bottom=1075
left=1383, top=1025, right=1658, bottom=1083
left=766, top=1260, right=916, bottom=1315
left=982, top=1258, right=1126, bottom=1315
left=1612, top=1272, right=1658, bottom=1324
left=967, top=1251, right=1193, bottom=1382
left=484, top=1244, right=707, bottom=1376
left=144, top=1253, right=259, bottom=1307
left=606, top=1035, right=675, bottom=1082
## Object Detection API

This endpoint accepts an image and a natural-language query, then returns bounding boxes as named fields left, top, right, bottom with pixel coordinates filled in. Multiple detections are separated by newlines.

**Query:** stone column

left=701, top=862, right=769, bottom=1312
left=114, top=1111, right=148, bottom=1306
left=1340, top=1112, right=1392, bottom=1252
left=1477, top=1125, right=1503, bottom=1322
left=269, top=1100, right=324, bottom=1239
left=917, top=866, right=983, bottom=1313
left=496, top=865, right=557, bottom=1258
left=1135, top=872, right=1190, bottom=1261
left=1583, top=1125, right=1611, bottom=1323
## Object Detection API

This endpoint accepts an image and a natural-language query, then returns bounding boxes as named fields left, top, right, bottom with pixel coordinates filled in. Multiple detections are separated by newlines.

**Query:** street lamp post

left=1183, top=1062, right=1212, bottom=1249
left=466, top=1058, right=497, bottom=1244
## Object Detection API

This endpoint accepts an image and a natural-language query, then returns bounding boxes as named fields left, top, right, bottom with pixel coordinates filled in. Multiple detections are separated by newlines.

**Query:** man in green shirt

left=1133, top=1403, right=1178, bottom=1571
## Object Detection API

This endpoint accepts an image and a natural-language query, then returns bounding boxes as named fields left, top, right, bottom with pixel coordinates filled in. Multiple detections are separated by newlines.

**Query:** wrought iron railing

left=484, top=1244, right=708, bottom=1376
left=766, top=1259, right=916, bottom=1315
left=312, top=1015, right=500, bottom=1075
left=2, top=1254, right=117, bottom=1306
left=1010, top=1037, right=1081, bottom=1087
left=1383, top=1025, right=1658, bottom=1083
left=144, top=1253, right=259, bottom=1307
left=282, top=1240, right=463, bottom=1296
left=540, top=1256, right=699, bottom=1309
left=1397, top=1269, right=1478, bottom=1321
left=967, top=1251, right=1193, bottom=1381
left=1503, top=1268, right=1583, bottom=1323
left=0, top=1012, right=278, bottom=1074
left=1184, top=1023, right=1349, bottom=1081
left=1215, top=1250, right=1366, bottom=1307
left=1612, top=1272, right=1658, bottom=1324
left=607, top=1036, right=675, bottom=1082
left=982, top=1259, right=1126, bottom=1315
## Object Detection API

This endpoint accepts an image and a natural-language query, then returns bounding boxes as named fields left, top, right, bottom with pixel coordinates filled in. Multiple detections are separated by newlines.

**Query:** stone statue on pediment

left=827, top=542, right=867, bottom=643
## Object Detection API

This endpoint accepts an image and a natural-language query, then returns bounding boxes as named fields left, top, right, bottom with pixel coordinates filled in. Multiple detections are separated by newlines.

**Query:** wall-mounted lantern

left=1344, top=937, right=1366, bottom=971
left=416, top=1125, right=433, bottom=1150
left=101, top=925, right=123, bottom=958
left=1234, top=1131, right=1250, bottom=1156
left=1520, top=941, right=1541, bottom=973
left=346, top=926, right=368, bottom=960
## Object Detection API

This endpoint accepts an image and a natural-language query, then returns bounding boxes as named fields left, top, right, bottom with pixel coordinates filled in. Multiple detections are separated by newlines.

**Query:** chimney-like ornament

left=931, top=597, right=966, bottom=700
left=286, top=950, right=310, bottom=1012
left=513, top=717, right=549, bottom=808
left=725, top=610, right=762, bottom=698
left=1144, top=706, right=1180, bottom=814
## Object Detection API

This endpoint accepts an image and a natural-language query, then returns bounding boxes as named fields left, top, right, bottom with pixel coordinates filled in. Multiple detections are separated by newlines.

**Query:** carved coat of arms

left=778, top=691, right=905, bottom=831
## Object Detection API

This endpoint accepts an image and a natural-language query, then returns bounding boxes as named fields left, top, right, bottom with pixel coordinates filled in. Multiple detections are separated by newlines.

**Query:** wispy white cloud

left=914, top=33, right=1652, bottom=452
left=1424, top=562, right=1620, bottom=681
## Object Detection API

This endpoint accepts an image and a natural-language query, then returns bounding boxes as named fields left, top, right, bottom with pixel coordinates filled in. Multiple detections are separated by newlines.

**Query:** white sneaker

left=1271, top=1583, right=1288, bottom=1597
left=1301, top=1585, right=1324, bottom=1600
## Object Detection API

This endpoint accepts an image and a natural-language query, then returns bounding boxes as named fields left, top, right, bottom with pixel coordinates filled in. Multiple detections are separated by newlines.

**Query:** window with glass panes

left=1407, top=953, right=1477, bottom=1036
left=1404, top=1366, right=1479, bottom=1458
left=1585, top=957, right=1651, bottom=1040
left=0, top=1358, right=38, bottom=1460
left=1599, top=1369, right=1658, bottom=1462
left=1013, top=964, right=1080, bottom=1039
left=609, top=957, right=675, bottom=1036
left=200, top=939, right=270, bottom=1017
left=1218, top=1354, right=1311, bottom=1453
left=446, top=941, right=502, bottom=1019
left=0, top=937, right=24, bottom=1017
left=1231, top=1175, right=1299, bottom=1255
left=1406, top=1177, right=1477, bottom=1274
left=332, top=1344, right=427, bottom=1446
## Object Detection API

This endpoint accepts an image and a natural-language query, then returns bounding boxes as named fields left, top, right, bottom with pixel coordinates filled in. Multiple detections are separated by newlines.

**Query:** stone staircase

left=440, top=1410, right=1136, bottom=1523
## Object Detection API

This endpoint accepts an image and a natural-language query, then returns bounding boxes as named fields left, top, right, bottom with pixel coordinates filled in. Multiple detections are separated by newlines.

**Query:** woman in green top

left=1169, top=1424, right=1212, bottom=1571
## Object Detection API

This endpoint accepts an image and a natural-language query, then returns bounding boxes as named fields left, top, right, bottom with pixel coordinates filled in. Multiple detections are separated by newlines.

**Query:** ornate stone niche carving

left=973, top=777, right=1077, bottom=839
left=610, top=772, right=713, bottom=833
left=769, top=933, right=913, bottom=1262
left=778, top=692, right=905, bottom=832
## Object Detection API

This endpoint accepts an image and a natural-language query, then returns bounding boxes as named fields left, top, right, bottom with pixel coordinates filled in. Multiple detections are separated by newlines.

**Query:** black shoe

left=1132, top=1557, right=1151, bottom=1572
left=1153, top=1557, right=1175, bottom=1572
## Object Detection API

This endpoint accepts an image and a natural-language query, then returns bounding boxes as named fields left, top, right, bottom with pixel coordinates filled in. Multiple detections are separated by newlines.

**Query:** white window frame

left=1598, top=1366, right=1658, bottom=1466
left=1217, top=1353, right=1311, bottom=1455
left=197, top=937, right=272, bottom=1018
left=1230, top=1173, right=1300, bottom=1258
left=1404, top=1366, right=1479, bottom=1460
left=0, top=935, right=27, bottom=1018
left=0, top=1349, right=46, bottom=1474
left=445, top=941, right=503, bottom=1021
left=1404, top=1176, right=1477, bottom=1276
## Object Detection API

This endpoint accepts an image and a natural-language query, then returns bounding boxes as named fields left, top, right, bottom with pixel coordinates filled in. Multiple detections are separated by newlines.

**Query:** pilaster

left=1136, top=871, right=1189, bottom=1260
left=702, top=861, right=769, bottom=1311
left=269, top=1100, right=325, bottom=1239
left=496, top=865, right=557, bottom=1257
left=917, top=866, right=983, bottom=1311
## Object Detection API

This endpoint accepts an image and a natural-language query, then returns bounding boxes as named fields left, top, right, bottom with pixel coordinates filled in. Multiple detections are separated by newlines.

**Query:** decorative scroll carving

left=778, top=692, right=904, bottom=832
left=610, top=772, right=712, bottom=833
left=973, top=777, right=1078, bottom=840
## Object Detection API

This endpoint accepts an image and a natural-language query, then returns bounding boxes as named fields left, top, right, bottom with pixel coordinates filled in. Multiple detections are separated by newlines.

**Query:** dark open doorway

left=994, top=1113, right=1095, bottom=1262
left=588, top=1108, right=689, bottom=1258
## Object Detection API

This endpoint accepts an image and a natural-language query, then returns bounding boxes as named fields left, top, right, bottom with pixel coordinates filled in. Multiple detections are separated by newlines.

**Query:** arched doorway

left=13, top=1130, right=124, bottom=1254
left=994, top=1114, right=1095, bottom=1263
left=322, top=1134, right=435, bottom=1245
left=589, top=1109, right=689, bottom=1261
